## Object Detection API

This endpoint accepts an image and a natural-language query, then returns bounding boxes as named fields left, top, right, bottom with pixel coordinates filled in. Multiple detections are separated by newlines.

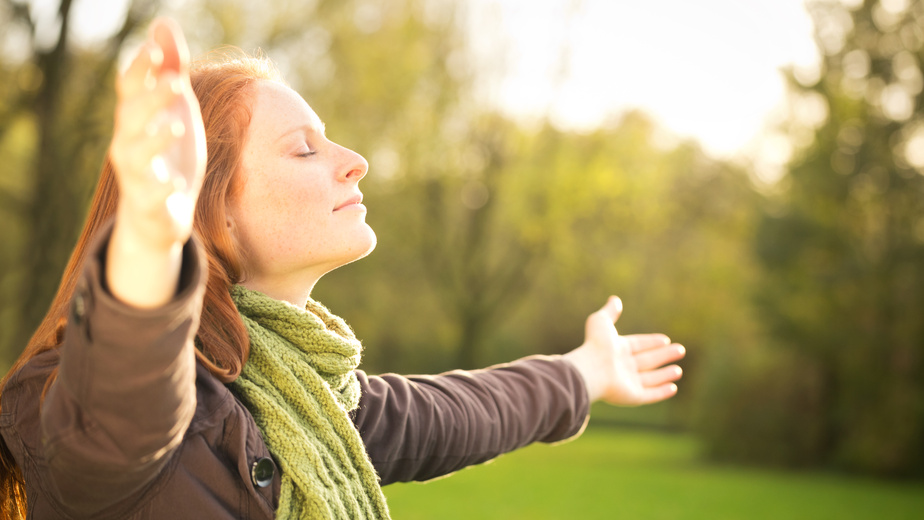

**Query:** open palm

left=110, top=18, right=206, bottom=249
left=565, top=297, right=685, bottom=405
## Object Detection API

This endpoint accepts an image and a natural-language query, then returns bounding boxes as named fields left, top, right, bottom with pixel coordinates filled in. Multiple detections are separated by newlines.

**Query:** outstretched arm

left=563, top=296, right=685, bottom=405
left=354, top=356, right=590, bottom=485
left=354, top=297, right=684, bottom=484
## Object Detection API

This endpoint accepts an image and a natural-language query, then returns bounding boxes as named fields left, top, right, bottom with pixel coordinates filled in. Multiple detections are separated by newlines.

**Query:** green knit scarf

left=229, top=285, right=390, bottom=520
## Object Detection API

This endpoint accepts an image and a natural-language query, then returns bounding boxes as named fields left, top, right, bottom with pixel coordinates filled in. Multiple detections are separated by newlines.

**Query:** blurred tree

left=502, top=113, right=761, bottom=427
left=706, top=0, right=924, bottom=476
left=413, top=115, right=548, bottom=369
left=0, top=0, right=158, bottom=368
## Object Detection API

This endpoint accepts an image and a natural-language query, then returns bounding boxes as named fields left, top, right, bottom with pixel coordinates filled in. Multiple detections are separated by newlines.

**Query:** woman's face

left=229, top=80, right=375, bottom=302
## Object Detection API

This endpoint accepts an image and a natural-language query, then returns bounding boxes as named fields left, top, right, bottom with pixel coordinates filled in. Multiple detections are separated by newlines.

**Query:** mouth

left=333, top=194, right=364, bottom=211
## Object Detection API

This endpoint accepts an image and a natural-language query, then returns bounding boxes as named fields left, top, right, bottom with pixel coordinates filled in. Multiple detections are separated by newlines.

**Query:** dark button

left=251, top=457, right=275, bottom=488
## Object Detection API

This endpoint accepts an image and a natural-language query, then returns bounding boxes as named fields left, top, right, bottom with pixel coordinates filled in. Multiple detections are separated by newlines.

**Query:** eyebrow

left=276, top=121, right=327, bottom=143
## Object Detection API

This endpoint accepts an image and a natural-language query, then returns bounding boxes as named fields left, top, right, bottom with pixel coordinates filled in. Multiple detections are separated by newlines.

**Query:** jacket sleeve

left=39, top=221, right=207, bottom=515
left=352, top=356, right=590, bottom=485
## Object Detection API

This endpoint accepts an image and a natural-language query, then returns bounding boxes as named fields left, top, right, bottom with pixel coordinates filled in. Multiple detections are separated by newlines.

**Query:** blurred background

left=1, top=0, right=922, bottom=517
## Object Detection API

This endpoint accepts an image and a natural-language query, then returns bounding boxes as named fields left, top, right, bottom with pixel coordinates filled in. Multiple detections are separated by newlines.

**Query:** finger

left=636, top=383, right=678, bottom=405
left=117, top=42, right=163, bottom=97
left=635, top=343, right=686, bottom=371
left=640, top=364, right=683, bottom=388
left=623, top=333, right=671, bottom=353
left=150, top=17, right=189, bottom=75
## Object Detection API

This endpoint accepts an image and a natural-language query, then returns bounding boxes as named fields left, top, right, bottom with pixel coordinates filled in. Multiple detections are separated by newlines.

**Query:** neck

left=237, top=276, right=318, bottom=308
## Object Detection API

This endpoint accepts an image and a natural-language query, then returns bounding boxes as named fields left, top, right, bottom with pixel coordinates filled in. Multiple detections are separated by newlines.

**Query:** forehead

left=248, top=80, right=324, bottom=140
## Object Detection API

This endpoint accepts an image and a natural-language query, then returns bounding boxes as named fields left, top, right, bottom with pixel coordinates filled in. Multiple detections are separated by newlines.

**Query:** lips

left=333, top=194, right=363, bottom=211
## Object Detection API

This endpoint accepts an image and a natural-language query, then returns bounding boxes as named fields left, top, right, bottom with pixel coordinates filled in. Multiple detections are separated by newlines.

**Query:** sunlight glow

left=467, top=0, right=819, bottom=168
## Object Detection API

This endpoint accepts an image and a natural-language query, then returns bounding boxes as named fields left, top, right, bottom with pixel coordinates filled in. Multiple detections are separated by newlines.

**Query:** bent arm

left=40, top=223, right=206, bottom=515
left=352, top=356, right=589, bottom=485
left=36, top=20, right=209, bottom=515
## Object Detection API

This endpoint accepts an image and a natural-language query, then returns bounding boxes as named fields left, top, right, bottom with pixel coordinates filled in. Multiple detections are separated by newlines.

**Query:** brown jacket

left=0, top=228, right=589, bottom=519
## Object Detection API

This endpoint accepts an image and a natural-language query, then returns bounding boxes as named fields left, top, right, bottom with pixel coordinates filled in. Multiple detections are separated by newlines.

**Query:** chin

left=356, top=225, right=377, bottom=259
left=340, top=225, right=377, bottom=267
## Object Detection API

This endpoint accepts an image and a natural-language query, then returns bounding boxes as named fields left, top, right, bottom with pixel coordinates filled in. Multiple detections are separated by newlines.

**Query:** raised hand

left=109, top=18, right=206, bottom=248
left=563, top=297, right=686, bottom=405
left=106, top=19, right=206, bottom=308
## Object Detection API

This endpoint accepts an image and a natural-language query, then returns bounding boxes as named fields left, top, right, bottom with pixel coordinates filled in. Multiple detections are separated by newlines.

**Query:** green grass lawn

left=383, top=427, right=924, bottom=519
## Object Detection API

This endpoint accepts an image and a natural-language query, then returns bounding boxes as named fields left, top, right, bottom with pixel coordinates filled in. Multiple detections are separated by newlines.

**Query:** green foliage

left=702, top=0, right=924, bottom=476
left=696, top=347, right=830, bottom=467
left=0, top=0, right=158, bottom=370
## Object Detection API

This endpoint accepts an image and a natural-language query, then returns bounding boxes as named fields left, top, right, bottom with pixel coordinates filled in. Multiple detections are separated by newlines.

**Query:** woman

left=0, top=19, right=685, bottom=519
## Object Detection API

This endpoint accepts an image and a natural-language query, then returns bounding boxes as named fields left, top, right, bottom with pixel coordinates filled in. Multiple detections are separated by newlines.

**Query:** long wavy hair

left=0, top=50, right=284, bottom=518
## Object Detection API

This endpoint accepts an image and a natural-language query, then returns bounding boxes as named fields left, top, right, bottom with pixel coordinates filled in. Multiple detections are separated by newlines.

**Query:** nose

left=338, top=144, right=368, bottom=182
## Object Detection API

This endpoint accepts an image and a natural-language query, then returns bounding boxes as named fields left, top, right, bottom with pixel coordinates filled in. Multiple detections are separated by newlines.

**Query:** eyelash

left=297, top=150, right=317, bottom=158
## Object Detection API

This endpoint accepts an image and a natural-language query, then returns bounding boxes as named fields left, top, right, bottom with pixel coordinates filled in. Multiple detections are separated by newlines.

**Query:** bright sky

left=466, top=0, right=820, bottom=172
left=61, top=0, right=821, bottom=175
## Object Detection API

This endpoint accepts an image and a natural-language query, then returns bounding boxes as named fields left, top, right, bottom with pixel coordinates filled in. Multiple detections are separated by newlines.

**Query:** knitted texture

left=229, top=285, right=390, bottom=520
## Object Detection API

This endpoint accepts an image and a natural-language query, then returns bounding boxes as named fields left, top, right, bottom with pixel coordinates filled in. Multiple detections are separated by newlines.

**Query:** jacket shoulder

left=2, top=356, right=277, bottom=519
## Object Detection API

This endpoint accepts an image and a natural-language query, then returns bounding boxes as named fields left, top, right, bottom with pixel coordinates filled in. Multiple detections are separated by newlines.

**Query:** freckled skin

left=229, top=80, right=375, bottom=306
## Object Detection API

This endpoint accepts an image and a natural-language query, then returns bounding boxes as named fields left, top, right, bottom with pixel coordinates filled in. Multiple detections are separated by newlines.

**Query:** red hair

left=0, top=50, right=284, bottom=518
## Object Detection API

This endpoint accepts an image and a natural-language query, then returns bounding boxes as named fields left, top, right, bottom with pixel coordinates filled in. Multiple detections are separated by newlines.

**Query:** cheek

left=232, top=172, right=332, bottom=266
left=269, top=181, right=331, bottom=233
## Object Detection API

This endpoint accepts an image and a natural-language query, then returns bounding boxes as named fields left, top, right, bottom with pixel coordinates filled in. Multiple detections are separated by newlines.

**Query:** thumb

left=600, top=296, right=623, bottom=323
left=586, top=296, right=623, bottom=337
